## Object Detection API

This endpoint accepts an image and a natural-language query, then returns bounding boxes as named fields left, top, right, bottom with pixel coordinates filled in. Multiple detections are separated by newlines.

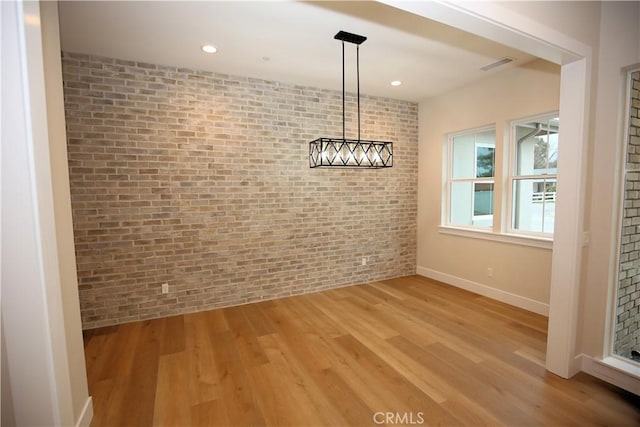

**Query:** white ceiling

left=58, top=1, right=537, bottom=102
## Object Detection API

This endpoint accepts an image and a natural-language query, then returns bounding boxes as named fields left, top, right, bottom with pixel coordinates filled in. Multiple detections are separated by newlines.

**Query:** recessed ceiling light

left=201, top=44, right=218, bottom=54
left=390, top=80, right=402, bottom=86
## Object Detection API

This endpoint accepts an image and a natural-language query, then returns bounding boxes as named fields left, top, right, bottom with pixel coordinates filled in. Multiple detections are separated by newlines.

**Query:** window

left=509, top=114, right=559, bottom=235
left=447, top=127, right=496, bottom=228
left=443, top=114, right=559, bottom=243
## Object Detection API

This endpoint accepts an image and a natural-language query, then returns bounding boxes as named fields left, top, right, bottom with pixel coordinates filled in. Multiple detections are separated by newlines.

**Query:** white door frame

left=2, top=0, right=75, bottom=424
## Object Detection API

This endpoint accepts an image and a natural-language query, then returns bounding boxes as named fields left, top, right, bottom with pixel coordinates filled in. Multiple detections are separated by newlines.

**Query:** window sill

left=438, top=225, right=553, bottom=249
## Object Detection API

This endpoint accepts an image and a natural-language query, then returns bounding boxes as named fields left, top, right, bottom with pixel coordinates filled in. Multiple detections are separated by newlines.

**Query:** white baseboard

left=76, top=396, right=93, bottom=427
left=579, top=354, right=640, bottom=395
left=416, top=266, right=549, bottom=316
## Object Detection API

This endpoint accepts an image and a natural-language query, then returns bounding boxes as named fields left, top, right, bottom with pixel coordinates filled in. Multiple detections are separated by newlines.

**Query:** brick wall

left=62, top=53, right=418, bottom=329
left=616, top=70, right=640, bottom=358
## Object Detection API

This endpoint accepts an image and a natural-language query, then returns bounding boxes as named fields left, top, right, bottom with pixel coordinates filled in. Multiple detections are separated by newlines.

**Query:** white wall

left=418, top=59, right=560, bottom=308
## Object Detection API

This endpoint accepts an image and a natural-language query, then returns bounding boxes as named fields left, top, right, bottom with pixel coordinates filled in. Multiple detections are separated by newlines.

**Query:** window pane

left=452, top=134, right=475, bottom=179
left=515, top=118, right=559, bottom=176
left=452, top=130, right=495, bottom=179
left=512, top=178, right=556, bottom=233
left=476, top=146, right=495, bottom=178
left=448, top=128, right=495, bottom=229
left=450, top=181, right=473, bottom=226
left=474, top=182, right=494, bottom=215
left=450, top=181, right=493, bottom=227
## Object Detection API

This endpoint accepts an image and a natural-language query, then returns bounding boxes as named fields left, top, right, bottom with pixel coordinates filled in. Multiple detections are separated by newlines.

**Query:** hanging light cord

left=357, top=44, right=361, bottom=143
left=341, top=41, right=361, bottom=142
left=342, top=40, right=346, bottom=141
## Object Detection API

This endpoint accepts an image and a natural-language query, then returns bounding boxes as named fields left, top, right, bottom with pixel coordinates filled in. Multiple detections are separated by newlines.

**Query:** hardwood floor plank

left=127, top=319, right=164, bottom=425
left=262, top=302, right=334, bottom=370
left=204, top=306, right=229, bottom=334
left=285, top=294, right=347, bottom=338
left=314, top=296, right=450, bottom=404
left=190, top=399, right=230, bottom=427
left=474, top=295, right=549, bottom=333
left=310, top=367, right=377, bottom=426
left=209, top=330, right=266, bottom=426
left=83, top=325, right=119, bottom=348
left=104, top=318, right=164, bottom=426
left=370, top=296, right=487, bottom=363
left=334, top=334, right=463, bottom=426
left=83, top=275, right=640, bottom=426
left=153, top=351, right=192, bottom=426
left=313, top=292, right=399, bottom=340
left=223, top=305, right=270, bottom=368
left=267, top=308, right=396, bottom=419
left=160, top=315, right=186, bottom=355
left=239, top=303, right=277, bottom=337
left=85, top=378, right=114, bottom=427
left=96, top=377, right=130, bottom=427
left=440, top=398, right=503, bottom=427
left=84, top=333, right=112, bottom=386
left=369, top=280, right=409, bottom=300
left=264, top=300, right=401, bottom=415
left=570, top=373, right=640, bottom=422
left=416, top=341, right=537, bottom=426
left=395, top=294, right=534, bottom=366
left=251, top=333, right=347, bottom=426
left=96, top=321, right=142, bottom=381
left=184, top=311, right=222, bottom=405
left=415, top=338, right=579, bottom=426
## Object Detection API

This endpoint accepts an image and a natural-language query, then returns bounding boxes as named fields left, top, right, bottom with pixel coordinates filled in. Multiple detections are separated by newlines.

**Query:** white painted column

left=545, top=58, right=590, bottom=377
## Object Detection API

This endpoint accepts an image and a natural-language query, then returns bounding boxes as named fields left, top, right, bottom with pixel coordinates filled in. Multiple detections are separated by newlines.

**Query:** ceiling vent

left=480, top=56, right=514, bottom=71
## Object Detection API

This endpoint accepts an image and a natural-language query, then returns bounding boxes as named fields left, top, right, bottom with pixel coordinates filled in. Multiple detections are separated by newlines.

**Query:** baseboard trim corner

left=76, top=396, right=93, bottom=427
left=579, top=354, right=640, bottom=395
left=416, top=266, right=549, bottom=316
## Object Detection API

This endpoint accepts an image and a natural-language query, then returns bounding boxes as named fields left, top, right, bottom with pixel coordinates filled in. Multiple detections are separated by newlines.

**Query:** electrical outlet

left=487, top=268, right=493, bottom=278
left=161, top=283, right=169, bottom=294
left=362, top=257, right=367, bottom=266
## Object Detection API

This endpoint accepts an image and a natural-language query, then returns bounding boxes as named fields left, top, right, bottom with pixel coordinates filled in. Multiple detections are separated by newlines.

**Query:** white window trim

left=506, top=111, right=559, bottom=238
left=438, top=225, right=553, bottom=249
left=604, top=67, right=640, bottom=375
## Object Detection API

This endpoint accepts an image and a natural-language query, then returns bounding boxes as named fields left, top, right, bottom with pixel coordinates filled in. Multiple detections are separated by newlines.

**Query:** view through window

left=448, top=128, right=496, bottom=228
left=510, top=115, right=559, bottom=235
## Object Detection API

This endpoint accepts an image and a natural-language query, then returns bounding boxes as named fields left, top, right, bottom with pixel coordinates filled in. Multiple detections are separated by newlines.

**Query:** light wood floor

left=84, top=275, right=639, bottom=426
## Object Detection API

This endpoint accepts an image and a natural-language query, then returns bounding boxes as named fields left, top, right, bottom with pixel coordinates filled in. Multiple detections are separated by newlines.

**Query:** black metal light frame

left=309, top=31, right=393, bottom=168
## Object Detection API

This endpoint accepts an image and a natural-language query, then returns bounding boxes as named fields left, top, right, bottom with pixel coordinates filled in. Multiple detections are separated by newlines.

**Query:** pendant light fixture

left=309, top=31, right=393, bottom=168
